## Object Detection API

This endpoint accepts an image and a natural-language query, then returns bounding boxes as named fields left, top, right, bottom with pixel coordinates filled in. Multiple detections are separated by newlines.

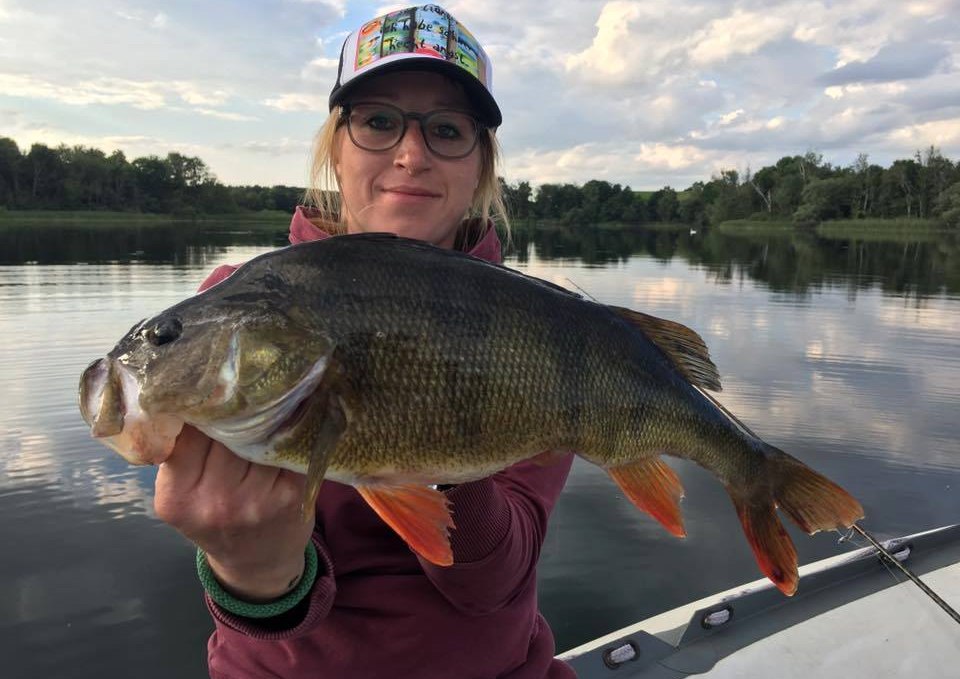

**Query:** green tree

left=793, top=176, right=858, bottom=222
left=650, top=186, right=679, bottom=222
left=22, top=143, right=64, bottom=206
left=677, top=184, right=707, bottom=226
left=132, top=156, right=174, bottom=212
left=915, top=146, right=957, bottom=218
left=60, top=146, right=112, bottom=208
left=105, top=150, right=136, bottom=209
left=0, top=137, right=21, bottom=207
left=887, top=159, right=921, bottom=218
left=938, top=181, right=960, bottom=227
left=704, top=170, right=752, bottom=223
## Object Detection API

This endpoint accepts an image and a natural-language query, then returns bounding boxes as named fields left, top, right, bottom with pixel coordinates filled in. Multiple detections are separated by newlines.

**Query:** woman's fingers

left=158, top=424, right=211, bottom=490
left=152, top=427, right=317, bottom=599
left=202, top=437, right=255, bottom=490
left=155, top=425, right=213, bottom=524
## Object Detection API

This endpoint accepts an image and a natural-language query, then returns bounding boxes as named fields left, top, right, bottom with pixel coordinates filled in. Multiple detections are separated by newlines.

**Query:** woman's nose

left=393, top=121, right=431, bottom=174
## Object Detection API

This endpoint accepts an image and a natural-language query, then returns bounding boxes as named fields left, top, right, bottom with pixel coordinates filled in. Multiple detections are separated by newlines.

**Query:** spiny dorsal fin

left=608, top=306, right=722, bottom=391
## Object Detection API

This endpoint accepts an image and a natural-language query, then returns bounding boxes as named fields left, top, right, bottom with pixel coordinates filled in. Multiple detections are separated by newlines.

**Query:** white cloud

left=0, top=74, right=164, bottom=109
left=564, top=1, right=644, bottom=82
left=888, top=118, right=960, bottom=147
left=565, top=0, right=704, bottom=86
left=194, top=108, right=259, bottom=122
left=0, top=73, right=243, bottom=115
left=719, top=109, right=745, bottom=125
left=688, top=9, right=792, bottom=65
left=295, top=0, right=348, bottom=15
left=634, top=143, right=709, bottom=171
left=263, top=92, right=330, bottom=112
left=301, top=56, right=340, bottom=83
left=239, top=138, right=313, bottom=155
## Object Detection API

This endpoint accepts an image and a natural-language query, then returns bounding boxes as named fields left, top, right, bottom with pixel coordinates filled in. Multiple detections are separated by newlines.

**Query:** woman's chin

left=353, top=218, right=457, bottom=248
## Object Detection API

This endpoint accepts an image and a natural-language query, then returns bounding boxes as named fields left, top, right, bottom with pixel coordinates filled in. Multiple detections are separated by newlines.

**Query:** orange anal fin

left=356, top=484, right=455, bottom=566
left=608, top=458, right=686, bottom=538
left=733, top=497, right=799, bottom=596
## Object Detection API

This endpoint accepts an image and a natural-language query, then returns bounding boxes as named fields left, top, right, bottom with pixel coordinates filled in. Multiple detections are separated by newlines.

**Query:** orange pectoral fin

left=356, top=484, right=456, bottom=566
left=608, top=458, right=686, bottom=538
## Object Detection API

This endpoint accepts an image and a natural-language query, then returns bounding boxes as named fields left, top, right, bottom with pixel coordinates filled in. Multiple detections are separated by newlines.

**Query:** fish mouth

left=79, top=357, right=184, bottom=465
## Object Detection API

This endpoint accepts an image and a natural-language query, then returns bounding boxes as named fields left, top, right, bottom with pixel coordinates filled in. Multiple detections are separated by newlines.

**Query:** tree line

left=2, top=137, right=959, bottom=227
left=502, top=148, right=960, bottom=228
left=0, top=138, right=301, bottom=216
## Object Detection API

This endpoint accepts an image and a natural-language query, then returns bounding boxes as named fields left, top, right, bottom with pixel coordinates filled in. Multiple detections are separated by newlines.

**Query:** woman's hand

left=154, top=425, right=316, bottom=602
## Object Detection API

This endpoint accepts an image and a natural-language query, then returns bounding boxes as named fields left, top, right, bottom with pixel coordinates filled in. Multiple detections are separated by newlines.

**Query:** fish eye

left=145, top=317, right=183, bottom=346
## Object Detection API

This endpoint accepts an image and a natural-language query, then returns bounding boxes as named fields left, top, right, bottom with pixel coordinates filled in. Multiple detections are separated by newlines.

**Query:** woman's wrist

left=205, top=549, right=307, bottom=603
left=197, top=544, right=319, bottom=619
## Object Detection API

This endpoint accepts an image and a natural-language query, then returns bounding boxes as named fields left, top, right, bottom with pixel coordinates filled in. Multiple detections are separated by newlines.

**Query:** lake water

left=1, top=220, right=958, bottom=678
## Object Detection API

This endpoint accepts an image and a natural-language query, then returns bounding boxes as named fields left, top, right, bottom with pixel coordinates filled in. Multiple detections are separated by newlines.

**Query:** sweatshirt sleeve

left=197, top=264, right=239, bottom=293
left=418, top=453, right=573, bottom=615
left=205, top=533, right=337, bottom=641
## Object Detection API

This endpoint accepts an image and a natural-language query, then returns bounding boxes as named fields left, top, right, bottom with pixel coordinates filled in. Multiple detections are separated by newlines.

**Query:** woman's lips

left=381, top=185, right=441, bottom=202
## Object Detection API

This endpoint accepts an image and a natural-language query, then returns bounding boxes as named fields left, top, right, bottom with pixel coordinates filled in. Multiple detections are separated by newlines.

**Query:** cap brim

left=329, top=58, right=502, bottom=128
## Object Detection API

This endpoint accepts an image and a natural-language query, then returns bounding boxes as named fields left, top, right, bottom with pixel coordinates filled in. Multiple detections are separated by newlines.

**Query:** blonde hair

left=304, top=107, right=510, bottom=247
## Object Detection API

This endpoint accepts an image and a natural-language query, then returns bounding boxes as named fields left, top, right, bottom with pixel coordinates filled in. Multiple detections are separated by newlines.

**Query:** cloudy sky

left=1, top=0, right=958, bottom=190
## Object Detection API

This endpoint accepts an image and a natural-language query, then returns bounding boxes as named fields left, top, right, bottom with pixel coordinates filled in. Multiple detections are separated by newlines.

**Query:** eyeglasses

left=340, top=102, right=483, bottom=159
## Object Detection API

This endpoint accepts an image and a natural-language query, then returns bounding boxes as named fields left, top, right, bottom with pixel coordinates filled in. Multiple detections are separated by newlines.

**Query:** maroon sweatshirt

left=198, top=208, right=576, bottom=679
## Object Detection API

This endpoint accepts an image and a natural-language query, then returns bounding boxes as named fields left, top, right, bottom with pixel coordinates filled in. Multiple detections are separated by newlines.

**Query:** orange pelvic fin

left=608, top=458, right=686, bottom=537
left=356, top=484, right=456, bottom=566
left=732, top=498, right=799, bottom=596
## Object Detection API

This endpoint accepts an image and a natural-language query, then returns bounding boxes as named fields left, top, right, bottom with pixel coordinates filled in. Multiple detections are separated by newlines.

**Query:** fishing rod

left=849, top=523, right=960, bottom=625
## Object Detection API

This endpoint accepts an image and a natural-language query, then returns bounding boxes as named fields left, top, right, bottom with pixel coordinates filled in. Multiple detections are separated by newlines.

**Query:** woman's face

left=335, top=71, right=483, bottom=249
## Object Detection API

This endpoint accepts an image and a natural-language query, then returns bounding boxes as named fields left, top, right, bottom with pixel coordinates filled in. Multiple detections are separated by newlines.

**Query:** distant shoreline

left=0, top=210, right=946, bottom=236
left=0, top=209, right=292, bottom=227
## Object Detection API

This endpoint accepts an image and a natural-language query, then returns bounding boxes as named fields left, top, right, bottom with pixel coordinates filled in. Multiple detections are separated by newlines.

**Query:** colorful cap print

left=329, top=5, right=501, bottom=127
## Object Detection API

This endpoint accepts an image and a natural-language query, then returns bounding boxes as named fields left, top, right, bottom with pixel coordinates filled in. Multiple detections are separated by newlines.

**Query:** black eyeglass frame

left=338, top=102, right=486, bottom=160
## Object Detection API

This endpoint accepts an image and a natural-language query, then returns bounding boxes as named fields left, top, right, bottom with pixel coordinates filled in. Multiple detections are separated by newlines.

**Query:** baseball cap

left=329, top=4, right=502, bottom=127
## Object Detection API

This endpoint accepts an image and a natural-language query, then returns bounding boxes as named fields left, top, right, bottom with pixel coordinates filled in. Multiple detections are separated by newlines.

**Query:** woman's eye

left=365, top=113, right=397, bottom=131
left=432, top=122, right=463, bottom=139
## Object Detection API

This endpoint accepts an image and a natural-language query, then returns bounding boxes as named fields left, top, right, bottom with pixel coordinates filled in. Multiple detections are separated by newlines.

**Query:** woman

left=155, top=5, right=576, bottom=678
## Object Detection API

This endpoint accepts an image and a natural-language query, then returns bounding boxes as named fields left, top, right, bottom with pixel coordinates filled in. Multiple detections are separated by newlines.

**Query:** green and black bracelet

left=196, top=543, right=318, bottom=619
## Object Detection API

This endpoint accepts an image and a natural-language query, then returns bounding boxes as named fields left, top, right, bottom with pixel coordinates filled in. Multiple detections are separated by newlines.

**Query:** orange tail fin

left=767, top=448, right=865, bottom=534
left=608, top=458, right=686, bottom=537
left=733, top=445, right=864, bottom=596
left=732, top=498, right=799, bottom=595
left=356, top=484, right=456, bottom=566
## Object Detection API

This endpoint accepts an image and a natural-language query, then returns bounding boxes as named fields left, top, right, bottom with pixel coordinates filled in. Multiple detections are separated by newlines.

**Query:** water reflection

left=536, top=224, right=960, bottom=298
left=4, top=220, right=958, bottom=300
left=0, top=220, right=287, bottom=266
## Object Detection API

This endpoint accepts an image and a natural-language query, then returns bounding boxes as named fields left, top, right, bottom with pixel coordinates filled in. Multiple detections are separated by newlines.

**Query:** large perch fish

left=79, top=233, right=863, bottom=595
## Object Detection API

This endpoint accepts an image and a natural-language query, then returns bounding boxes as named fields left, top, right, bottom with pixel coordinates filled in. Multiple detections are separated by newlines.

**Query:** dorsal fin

left=608, top=306, right=722, bottom=391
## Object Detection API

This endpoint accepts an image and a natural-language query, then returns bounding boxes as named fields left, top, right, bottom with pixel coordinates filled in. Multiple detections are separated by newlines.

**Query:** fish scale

left=79, top=232, right=863, bottom=592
